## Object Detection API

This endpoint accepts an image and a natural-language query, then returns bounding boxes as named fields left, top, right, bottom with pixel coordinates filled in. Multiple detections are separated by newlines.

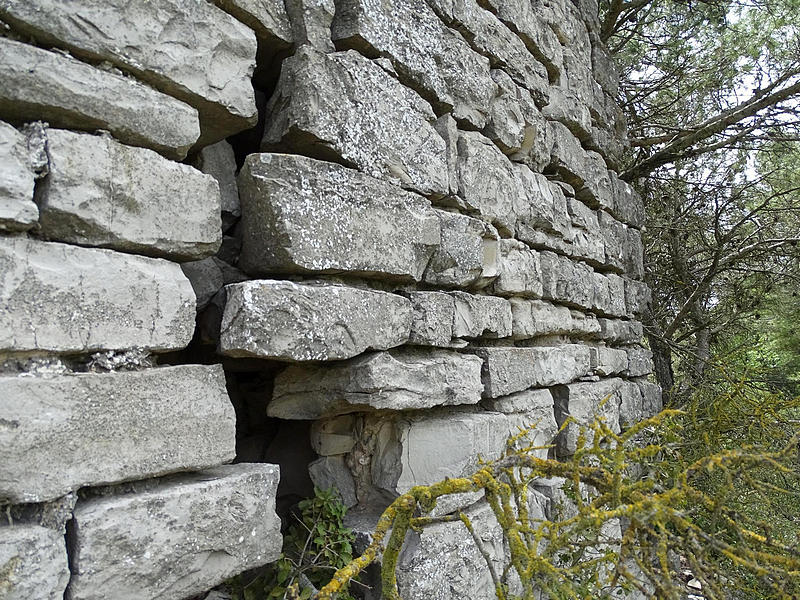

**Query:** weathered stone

left=311, top=415, right=357, bottom=456
left=308, top=456, right=358, bottom=508
left=433, top=114, right=460, bottom=196
left=590, top=346, right=629, bottom=376
left=538, top=252, right=626, bottom=317
left=423, top=210, right=499, bottom=288
left=625, top=278, right=651, bottom=316
left=0, top=365, right=234, bottom=503
left=238, top=153, right=439, bottom=281
left=269, top=350, right=484, bottom=419
left=191, top=140, right=241, bottom=232
left=553, top=378, right=623, bottom=456
left=637, top=380, right=663, bottom=417
left=67, top=464, right=281, bottom=600
left=597, top=318, right=643, bottom=344
left=485, top=387, right=554, bottom=418
left=548, top=120, right=590, bottom=189
left=0, top=525, right=69, bottom=600
left=449, top=292, right=512, bottom=339
left=285, top=0, right=335, bottom=50
left=491, top=240, right=543, bottom=298
left=622, top=227, right=645, bottom=279
left=219, top=280, right=411, bottom=361
left=0, top=0, right=258, bottom=145
left=37, top=129, right=221, bottom=260
left=407, top=292, right=455, bottom=347
left=514, top=168, right=572, bottom=242
left=597, top=209, right=625, bottom=271
left=0, top=238, right=195, bottom=354
left=181, top=258, right=225, bottom=311
left=543, top=87, right=592, bottom=142
left=263, top=47, right=450, bottom=197
left=468, top=345, right=592, bottom=398
left=0, top=38, right=199, bottom=160
left=609, top=171, right=645, bottom=229
left=212, top=0, right=293, bottom=48
left=624, top=345, right=654, bottom=377
left=511, top=299, right=600, bottom=339
left=618, top=379, right=646, bottom=430
left=0, top=120, right=37, bottom=231
left=333, top=0, right=495, bottom=128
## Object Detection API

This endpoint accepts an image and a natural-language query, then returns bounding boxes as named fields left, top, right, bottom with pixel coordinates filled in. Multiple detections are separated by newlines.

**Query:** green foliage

left=229, top=487, right=358, bottom=600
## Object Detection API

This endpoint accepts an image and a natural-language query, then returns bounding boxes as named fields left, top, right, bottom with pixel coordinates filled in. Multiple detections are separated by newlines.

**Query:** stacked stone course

left=0, top=0, right=660, bottom=598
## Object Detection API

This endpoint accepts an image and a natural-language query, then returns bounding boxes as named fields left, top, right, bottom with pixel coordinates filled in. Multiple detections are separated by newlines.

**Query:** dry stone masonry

left=0, top=0, right=660, bottom=599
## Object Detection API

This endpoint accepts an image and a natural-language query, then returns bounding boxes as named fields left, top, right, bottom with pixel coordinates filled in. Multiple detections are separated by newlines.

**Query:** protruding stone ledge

left=219, top=280, right=412, bottom=362
left=38, top=129, right=221, bottom=261
left=0, top=365, right=235, bottom=503
left=0, top=524, right=69, bottom=600
left=0, top=121, right=37, bottom=232
left=66, top=463, right=281, bottom=600
left=212, top=0, right=293, bottom=50
left=238, top=153, right=439, bottom=281
left=268, top=349, right=484, bottom=419
left=0, top=238, right=195, bottom=354
left=0, top=38, right=200, bottom=160
left=511, top=299, right=600, bottom=339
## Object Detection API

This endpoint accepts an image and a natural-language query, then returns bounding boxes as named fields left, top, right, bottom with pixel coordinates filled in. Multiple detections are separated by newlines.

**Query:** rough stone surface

left=624, top=345, right=654, bottom=377
left=491, top=239, right=543, bottom=298
left=0, top=38, right=200, bottom=160
left=0, top=0, right=258, bottom=145
left=590, top=346, right=629, bottom=376
left=37, top=129, right=221, bottom=260
left=67, top=464, right=281, bottom=600
left=407, top=292, right=455, bottom=347
left=553, top=378, right=623, bottom=456
left=191, top=140, right=241, bottom=232
left=238, top=154, right=439, bottom=280
left=0, top=525, right=69, bottom=600
left=219, top=280, right=411, bottom=361
left=511, top=299, right=600, bottom=339
left=269, top=350, right=484, bottom=419
left=597, top=318, right=643, bottom=344
left=618, top=379, right=647, bottom=430
left=0, top=120, right=37, bottom=231
left=0, top=238, right=195, bottom=354
left=449, top=292, right=512, bottom=339
left=637, top=380, right=663, bottom=417
left=539, top=251, right=626, bottom=317
left=0, top=365, right=235, bottom=503
left=468, top=345, right=592, bottom=398
left=181, top=258, right=225, bottom=311
left=212, top=0, right=293, bottom=47
left=285, top=0, right=335, bottom=50
left=263, top=47, right=450, bottom=197
left=308, top=456, right=358, bottom=508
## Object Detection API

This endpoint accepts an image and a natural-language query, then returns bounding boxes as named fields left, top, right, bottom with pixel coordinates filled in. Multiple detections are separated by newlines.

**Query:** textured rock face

left=552, top=378, right=626, bottom=456
left=219, top=280, right=412, bottom=361
left=0, top=525, right=69, bottom=600
left=211, top=0, right=293, bottom=48
left=0, top=121, right=37, bottom=231
left=37, top=129, right=221, bottom=260
left=67, top=464, right=281, bottom=600
left=0, top=238, right=195, bottom=353
left=238, top=153, right=440, bottom=280
left=0, top=37, right=200, bottom=159
left=0, top=365, right=235, bottom=503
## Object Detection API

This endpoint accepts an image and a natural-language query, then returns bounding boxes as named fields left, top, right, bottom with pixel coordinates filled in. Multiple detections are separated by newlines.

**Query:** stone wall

left=0, top=0, right=659, bottom=599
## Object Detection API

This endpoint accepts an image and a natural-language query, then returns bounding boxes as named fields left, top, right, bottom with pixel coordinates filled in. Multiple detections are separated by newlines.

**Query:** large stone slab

left=238, top=153, right=439, bottom=280
left=449, top=292, right=512, bottom=339
left=332, top=0, right=495, bottom=128
left=0, top=0, right=258, bottom=145
left=467, top=345, right=592, bottom=398
left=0, top=525, right=69, bottom=600
left=263, top=47, right=450, bottom=197
left=538, top=251, right=626, bottom=317
left=219, top=280, right=411, bottom=361
left=407, top=291, right=456, bottom=347
left=67, top=463, right=281, bottom=600
left=0, top=121, right=37, bottom=232
left=0, top=38, right=199, bottom=160
left=491, top=239, right=543, bottom=298
left=0, top=365, right=235, bottom=503
left=269, top=349, right=484, bottom=419
left=511, top=299, right=600, bottom=339
left=37, top=129, right=221, bottom=261
left=212, top=0, right=293, bottom=48
left=552, top=378, right=624, bottom=456
left=0, top=238, right=195, bottom=354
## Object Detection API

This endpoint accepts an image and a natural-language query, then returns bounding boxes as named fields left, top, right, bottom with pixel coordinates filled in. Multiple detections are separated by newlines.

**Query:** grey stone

left=590, top=346, right=629, bottom=376
left=511, top=299, right=600, bottom=339
left=597, top=318, right=643, bottom=344
left=219, top=280, right=411, bottom=361
left=310, top=415, right=357, bottom=456
left=467, top=345, right=592, bottom=398
left=212, top=0, right=293, bottom=48
left=0, top=37, right=199, bottom=160
left=637, top=380, right=663, bottom=417
left=308, top=456, right=358, bottom=508
left=548, top=120, right=590, bottom=189
left=37, top=129, right=221, bottom=261
left=485, top=387, right=554, bottom=418
left=423, top=210, right=499, bottom=288
left=514, top=168, right=572, bottom=242
left=191, top=140, right=241, bottom=231
left=0, top=365, right=235, bottom=503
left=433, top=114, right=460, bottom=196
left=407, top=292, right=455, bottom=347
left=449, top=292, right=512, bottom=339
left=263, top=47, right=451, bottom=197
left=538, top=252, right=626, bottom=317
left=0, top=238, right=195, bottom=354
left=0, top=121, right=37, bottom=231
left=483, top=70, right=541, bottom=158
left=0, top=525, right=69, bottom=600
left=624, top=345, right=654, bottom=377
left=333, top=0, right=495, bottom=129
left=543, top=86, right=592, bottom=142
left=491, top=240, right=542, bottom=298
left=237, top=153, right=439, bottom=281
left=0, top=0, right=258, bottom=145
left=553, top=378, right=623, bottom=456
left=67, top=464, right=281, bottom=600
left=609, top=172, right=645, bottom=229
left=181, top=258, right=225, bottom=311
left=268, top=349, right=484, bottom=419
left=618, top=379, right=646, bottom=430
left=623, top=227, right=645, bottom=279
left=625, top=278, right=651, bottom=316
left=285, top=0, right=335, bottom=51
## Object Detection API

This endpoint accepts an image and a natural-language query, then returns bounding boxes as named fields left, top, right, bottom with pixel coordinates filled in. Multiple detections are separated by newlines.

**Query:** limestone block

left=609, top=172, right=645, bottom=229
left=407, top=292, right=455, bottom=347
left=468, top=345, right=592, bottom=398
left=0, top=525, right=69, bottom=600
left=625, top=278, right=651, bottom=316
left=575, top=151, right=615, bottom=210
left=219, top=280, right=411, bottom=361
left=624, top=345, right=654, bottom=377
left=623, top=227, right=645, bottom=279
left=0, top=0, right=258, bottom=145
left=567, top=198, right=599, bottom=232
left=598, top=209, right=625, bottom=271
left=618, top=379, right=646, bottom=430
left=449, top=292, right=512, bottom=339
left=0, top=238, right=195, bottom=354
left=590, top=346, right=629, bottom=376
left=423, top=210, right=499, bottom=288
left=485, top=387, right=554, bottom=418
left=181, top=258, right=224, bottom=310
left=268, top=350, right=484, bottom=419
left=263, top=47, right=450, bottom=197
left=637, top=380, right=663, bottom=417
left=539, top=251, right=594, bottom=310
left=308, top=456, right=358, bottom=508
left=311, top=415, right=357, bottom=456
left=511, top=299, right=600, bottom=339
left=0, top=121, right=37, bottom=231
left=553, top=378, right=623, bottom=456
left=592, top=272, right=627, bottom=317
left=333, top=0, right=495, bottom=128
left=238, top=153, right=439, bottom=281
left=67, top=464, right=281, bottom=600
left=597, top=318, right=643, bottom=344
left=548, top=121, right=590, bottom=189
left=212, top=0, right=293, bottom=48
left=37, top=129, right=221, bottom=261
left=284, top=0, right=335, bottom=50
left=491, top=240, right=543, bottom=298
left=513, top=169, right=572, bottom=242
left=543, top=87, right=592, bottom=142
left=191, top=140, right=241, bottom=231
left=0, top=38, right=199, bottom=160
left=0, top=365, right=235, bottom=503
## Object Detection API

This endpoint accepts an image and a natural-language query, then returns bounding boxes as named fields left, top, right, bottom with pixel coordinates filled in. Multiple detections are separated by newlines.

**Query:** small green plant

left=229, top=487, right=359, bottom=600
